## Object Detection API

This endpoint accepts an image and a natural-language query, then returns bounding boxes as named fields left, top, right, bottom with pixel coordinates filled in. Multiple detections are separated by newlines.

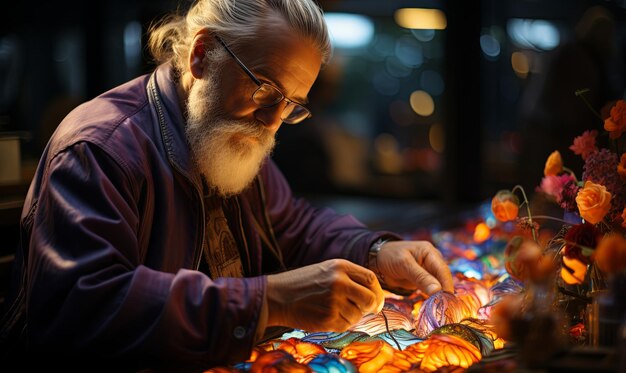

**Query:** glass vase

left=586, top=269, right=625, bottom=348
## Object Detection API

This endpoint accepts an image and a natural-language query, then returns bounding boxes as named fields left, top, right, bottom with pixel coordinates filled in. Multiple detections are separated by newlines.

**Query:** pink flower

left=537, top=174, right=576, bottom=202
left=569, top=130, right=598, bottom=160
left=559, top=179, right=581, bottom=212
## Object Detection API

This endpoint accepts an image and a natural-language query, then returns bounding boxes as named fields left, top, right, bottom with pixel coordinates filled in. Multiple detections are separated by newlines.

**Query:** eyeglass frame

left=214, top=35, right=312, bottom=125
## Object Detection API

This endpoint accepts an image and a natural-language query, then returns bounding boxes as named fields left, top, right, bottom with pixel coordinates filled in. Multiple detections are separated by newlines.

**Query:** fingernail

left=426, top=284, right=440, bottom=295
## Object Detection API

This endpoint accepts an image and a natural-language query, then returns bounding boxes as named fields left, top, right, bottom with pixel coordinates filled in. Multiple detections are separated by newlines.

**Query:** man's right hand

left=265, top=259, right=385, bottom=332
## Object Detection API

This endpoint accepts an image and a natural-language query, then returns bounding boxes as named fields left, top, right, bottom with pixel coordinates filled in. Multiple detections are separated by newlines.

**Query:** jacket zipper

left=147, top=74, right=205, bottom=269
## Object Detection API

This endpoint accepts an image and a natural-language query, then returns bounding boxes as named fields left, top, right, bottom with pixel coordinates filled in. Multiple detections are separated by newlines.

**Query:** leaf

left=581, top=247, right=595, bottom=257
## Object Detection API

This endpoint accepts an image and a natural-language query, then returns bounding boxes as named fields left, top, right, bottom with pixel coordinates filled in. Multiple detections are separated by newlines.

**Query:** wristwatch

left=369, top=239, right=388, bottom=282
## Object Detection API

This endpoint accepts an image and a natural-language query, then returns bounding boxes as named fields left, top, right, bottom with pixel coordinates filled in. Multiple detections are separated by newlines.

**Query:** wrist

left=265, top=273, right=289, bottom=327
left=368, top=239, right=388, bottom=283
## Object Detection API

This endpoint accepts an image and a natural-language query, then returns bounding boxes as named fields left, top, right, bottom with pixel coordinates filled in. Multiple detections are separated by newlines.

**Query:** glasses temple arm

left=214, top=35, right=262, bottom=86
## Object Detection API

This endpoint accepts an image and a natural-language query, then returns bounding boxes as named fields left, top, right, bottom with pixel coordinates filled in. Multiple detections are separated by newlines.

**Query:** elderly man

left=0, top=0, right=453, bottom=370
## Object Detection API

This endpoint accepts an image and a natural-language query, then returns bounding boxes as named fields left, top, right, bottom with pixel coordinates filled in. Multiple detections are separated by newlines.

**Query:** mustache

left=215, top=120, right=274, bottom=142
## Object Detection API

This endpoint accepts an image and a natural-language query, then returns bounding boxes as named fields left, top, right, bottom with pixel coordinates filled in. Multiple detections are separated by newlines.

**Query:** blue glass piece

left=307, top=353, right=357, bottom=373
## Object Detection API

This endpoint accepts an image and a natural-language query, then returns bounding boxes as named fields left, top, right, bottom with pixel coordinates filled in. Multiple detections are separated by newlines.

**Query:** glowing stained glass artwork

left=308, top=354, right=357, bottom=373
left=337, top=333, right=482, bottom=373
left=302, top=331, right=371, bottom=351
left=340, top=340, right=397, bottom=372
left=257, top=337, right=328, bottom=364
left=413, top=291, right=477, bottom=338
left=303, top=329, right=424, bottom=352
left=206, top=205, right=533, bottom=372
left=248, top=349, right=310, bottom=372
left=349, top=305, right=415, bottom=336
left=430, top=320, right=504, bottom=356
left=407, top=334, right=482, bottom=372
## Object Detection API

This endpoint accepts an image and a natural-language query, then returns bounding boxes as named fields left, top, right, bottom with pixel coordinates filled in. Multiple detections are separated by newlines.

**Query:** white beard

left=185, top=58, right=276, bottom=197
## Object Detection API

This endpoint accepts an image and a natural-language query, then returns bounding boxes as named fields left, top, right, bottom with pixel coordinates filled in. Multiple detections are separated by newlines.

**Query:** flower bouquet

left=489, top=91, right=626, bottom=351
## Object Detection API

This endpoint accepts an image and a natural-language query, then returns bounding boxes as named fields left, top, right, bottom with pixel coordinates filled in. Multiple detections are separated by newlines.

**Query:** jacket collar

left=148, top=64, right=203, bottom=188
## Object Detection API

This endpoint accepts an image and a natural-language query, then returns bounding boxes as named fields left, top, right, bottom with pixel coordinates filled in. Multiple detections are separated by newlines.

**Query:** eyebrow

left=217, top=34, right=310, bottom=107
left=258, top=68, right=309, bottom=105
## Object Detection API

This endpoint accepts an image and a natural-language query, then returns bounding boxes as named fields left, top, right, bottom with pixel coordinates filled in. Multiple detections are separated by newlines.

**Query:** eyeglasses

left=214, top=35, right=312, bottom=125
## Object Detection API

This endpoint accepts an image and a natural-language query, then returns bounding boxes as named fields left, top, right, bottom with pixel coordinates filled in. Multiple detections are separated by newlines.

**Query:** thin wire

left=381, top=309, right=402, bottom=350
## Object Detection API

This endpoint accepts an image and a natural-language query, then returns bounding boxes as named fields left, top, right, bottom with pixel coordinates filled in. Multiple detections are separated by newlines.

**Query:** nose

left=254, top=102, right=286, bottom=133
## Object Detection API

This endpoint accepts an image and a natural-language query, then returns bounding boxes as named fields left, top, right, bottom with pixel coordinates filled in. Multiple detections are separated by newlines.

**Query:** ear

left=189, top=27, right=214, bottom=79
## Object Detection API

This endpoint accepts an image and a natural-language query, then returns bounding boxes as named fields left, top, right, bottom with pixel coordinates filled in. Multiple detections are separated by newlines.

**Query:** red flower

left=562, top=223, right=601, bottom=264
left=569, top=130, right=598, bottom=160
left=569, top=322, right=586, bottom=341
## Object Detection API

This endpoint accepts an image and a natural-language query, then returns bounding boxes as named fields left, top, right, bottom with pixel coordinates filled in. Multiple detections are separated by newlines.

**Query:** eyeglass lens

left=253, top=84, right=310, bottom=124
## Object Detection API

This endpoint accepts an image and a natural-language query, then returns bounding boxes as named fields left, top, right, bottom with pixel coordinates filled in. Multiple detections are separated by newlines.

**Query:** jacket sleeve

left=259, top=160, right=401, bottom=269
left=24, top=142, right=264, bottom=367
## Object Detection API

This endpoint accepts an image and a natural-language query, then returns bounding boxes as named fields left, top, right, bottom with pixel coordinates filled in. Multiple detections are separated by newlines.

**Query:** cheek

left=218, top=68, right=257, bottom=117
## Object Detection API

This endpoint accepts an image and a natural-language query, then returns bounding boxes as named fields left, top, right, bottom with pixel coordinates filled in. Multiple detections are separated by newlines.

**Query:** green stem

left=512, top=184, right=537, bottom=242
left=562, top=167, right=579, bottom=183
left=575, top=89, right=602, bottom=121
left=531, top=215, right=572, bottom=225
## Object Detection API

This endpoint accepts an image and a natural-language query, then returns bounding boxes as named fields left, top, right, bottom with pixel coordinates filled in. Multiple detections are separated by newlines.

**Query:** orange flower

left=622, top=207, right=626, bottom=228
left=604, top=99, right=626, bottom=139
left=491, top=190, right=519, bottom=222
left=575, top=181, right=612, bottom=224
left=594, top=234, right=626, bottom=274
left=544, top=151, right=563, bottom=176
left=618, top=153, right=626, bottom=181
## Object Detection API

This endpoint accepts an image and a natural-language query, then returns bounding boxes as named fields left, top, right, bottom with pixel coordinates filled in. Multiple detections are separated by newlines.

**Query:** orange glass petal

left=340, top=340, right=395, bottom=373
left=473, top=222, right=491, bottom=243
left=405, top=334, right=481, bottom=372
left=560, top=256, right=587, bottom=285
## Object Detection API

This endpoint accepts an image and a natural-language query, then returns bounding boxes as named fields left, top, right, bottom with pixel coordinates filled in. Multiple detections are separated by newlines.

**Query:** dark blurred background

left=1, top=0, right=626, bottom=244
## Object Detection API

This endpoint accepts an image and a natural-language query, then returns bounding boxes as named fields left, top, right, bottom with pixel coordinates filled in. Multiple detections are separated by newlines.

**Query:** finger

left=338, top=302, right=363, bottom=330
left=419, top=250, right=455, bottom=293
left=342, top=262, right=385, bottom=313
left=341, top=272, right=384, bottom=315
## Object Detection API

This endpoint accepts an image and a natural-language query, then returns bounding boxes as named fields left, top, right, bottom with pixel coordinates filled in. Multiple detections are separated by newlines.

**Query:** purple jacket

left=0, top=64, right=398, bottom=369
